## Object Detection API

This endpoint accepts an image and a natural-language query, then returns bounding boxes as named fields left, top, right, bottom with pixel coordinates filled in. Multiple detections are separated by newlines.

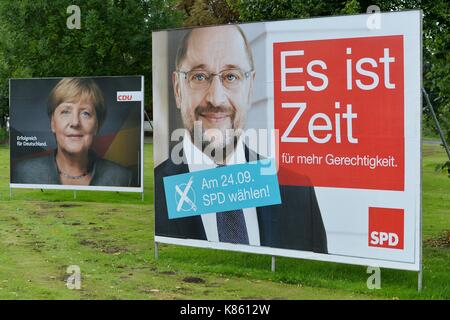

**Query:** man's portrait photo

left=153, top=24, right=328, bottom=253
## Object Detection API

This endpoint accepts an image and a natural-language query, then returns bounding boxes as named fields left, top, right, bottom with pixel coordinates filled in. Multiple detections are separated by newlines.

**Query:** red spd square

left=368, top=207, right=404, bottom=249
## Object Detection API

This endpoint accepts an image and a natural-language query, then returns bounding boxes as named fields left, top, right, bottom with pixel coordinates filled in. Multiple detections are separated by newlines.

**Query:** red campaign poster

left=274, top=36, right=404, bottom=191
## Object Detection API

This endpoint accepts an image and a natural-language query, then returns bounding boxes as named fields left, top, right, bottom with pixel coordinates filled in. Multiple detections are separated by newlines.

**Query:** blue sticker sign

left=163, top=159, right=281, bottom=219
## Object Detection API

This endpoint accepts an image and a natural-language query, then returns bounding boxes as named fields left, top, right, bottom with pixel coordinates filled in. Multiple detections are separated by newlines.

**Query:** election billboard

left=153, top=11, right=422, bottom=271
left=10, top=76, right=144, bottom=192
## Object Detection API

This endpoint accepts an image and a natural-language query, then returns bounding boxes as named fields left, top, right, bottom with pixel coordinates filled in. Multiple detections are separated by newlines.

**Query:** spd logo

left=368, top=207, right=404, bottom=249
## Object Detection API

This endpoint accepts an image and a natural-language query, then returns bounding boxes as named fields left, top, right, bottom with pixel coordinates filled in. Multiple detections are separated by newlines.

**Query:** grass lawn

left=0, top=143, right=448, bottom=299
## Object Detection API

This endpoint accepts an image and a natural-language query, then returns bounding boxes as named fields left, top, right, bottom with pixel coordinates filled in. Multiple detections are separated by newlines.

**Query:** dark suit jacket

left=154, top=146, right=328, bottom=253
left=12, top=150, right=133, bottom=187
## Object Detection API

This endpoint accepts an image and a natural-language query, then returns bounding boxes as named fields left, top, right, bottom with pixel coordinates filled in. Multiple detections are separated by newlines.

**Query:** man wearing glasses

left=155, top=25, right=328, bottom=253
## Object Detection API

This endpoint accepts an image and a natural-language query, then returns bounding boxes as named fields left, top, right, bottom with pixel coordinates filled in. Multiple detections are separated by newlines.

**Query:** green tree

left=419, top=0, right=450, bottom=143
left=230, top=0, right=343, bottom=21
left=232, top=0, right=449, bottom=144
left=185, top=0, right=220, bottom=26
left=178, top=0, right=239, bottom=26
left=0, top=0, right=183, bottom=119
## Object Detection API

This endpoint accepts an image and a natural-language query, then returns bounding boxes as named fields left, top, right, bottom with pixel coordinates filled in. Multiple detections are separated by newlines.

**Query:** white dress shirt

left=183, top=130, right=260, bottom=245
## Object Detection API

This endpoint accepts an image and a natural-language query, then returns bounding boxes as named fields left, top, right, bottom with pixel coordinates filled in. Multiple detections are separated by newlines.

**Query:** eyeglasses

left=177, top=68, right=253, bottom=91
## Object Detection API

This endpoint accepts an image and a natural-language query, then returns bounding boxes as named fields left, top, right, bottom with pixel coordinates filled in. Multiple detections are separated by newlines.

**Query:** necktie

left=214, top=164, right=249, bottom=244
left=216, top=209, right=249, bottom=244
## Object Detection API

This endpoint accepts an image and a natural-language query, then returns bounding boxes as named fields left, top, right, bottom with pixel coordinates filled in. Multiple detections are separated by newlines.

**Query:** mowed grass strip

left=0, top=143, right=448, bottom=299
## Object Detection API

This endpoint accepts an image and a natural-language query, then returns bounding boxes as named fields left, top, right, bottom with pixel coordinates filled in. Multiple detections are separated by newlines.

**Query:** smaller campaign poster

left=10, top=76, right=144, bottom=192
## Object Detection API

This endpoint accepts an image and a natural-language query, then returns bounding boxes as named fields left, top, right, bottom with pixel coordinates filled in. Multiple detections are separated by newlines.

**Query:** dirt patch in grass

left=424, top=231, right=450, bottom=248
left=26, top=240, right=45, bottom=247
left=100, top=208, right=119, bottom=214
left=38, top=203, right=55, bottom=210
left=79, top=238, right=127, bottom=254
left=79, top=239, right=101, bottom=247
left=26, top=240, right=46, bottom=252
left=64, top=221, right=82, bottom=226
left=31, top=210, right=50, bottom=216
left=182, top=277, right=205, bottom=284
left=102, top=247, right=128, bottom=254
left=59, top=204, right=81, bottom=208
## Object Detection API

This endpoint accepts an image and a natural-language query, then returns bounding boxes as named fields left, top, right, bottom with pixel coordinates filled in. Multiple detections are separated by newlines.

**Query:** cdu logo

left=116, top=91, right=143, bottom=102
